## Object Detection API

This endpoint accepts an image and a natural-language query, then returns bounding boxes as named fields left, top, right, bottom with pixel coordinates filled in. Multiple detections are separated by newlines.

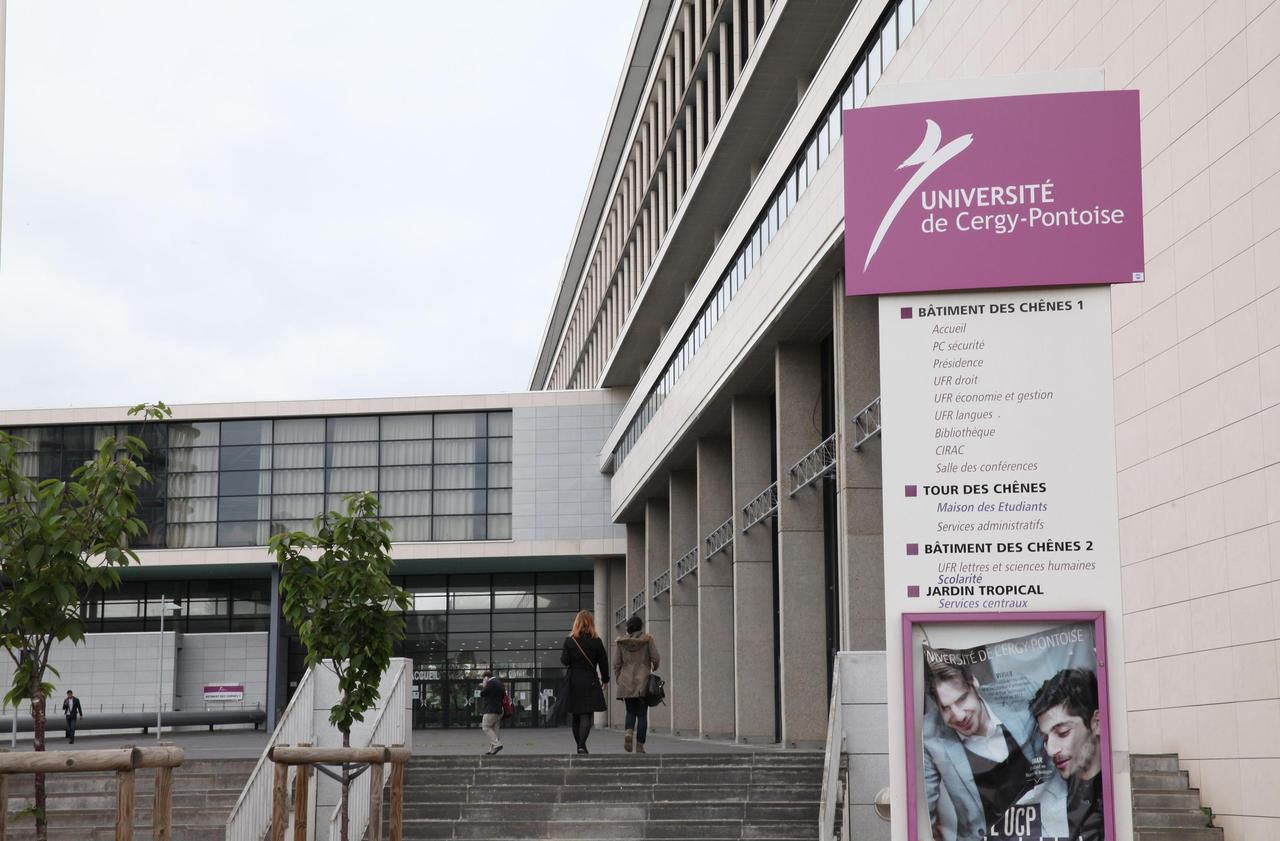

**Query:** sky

left=0, top=1, right=642, bottom=410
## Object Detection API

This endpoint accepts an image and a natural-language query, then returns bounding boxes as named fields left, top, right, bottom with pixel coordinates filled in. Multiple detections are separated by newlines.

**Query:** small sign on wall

left=203, top=683, right=245, bottom=702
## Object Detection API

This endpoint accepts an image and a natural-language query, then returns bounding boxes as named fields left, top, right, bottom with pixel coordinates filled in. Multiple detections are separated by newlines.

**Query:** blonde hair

left=571, top=610, right=599, bottom=639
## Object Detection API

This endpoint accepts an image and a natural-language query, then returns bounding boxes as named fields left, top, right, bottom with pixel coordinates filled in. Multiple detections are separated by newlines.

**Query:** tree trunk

left=32, top=689, right=48, bottom=841
left=340, top=728, right=350, bottom=841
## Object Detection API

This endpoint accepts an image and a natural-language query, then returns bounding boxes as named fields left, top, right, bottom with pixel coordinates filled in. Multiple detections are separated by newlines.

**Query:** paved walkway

left=9, top=726, right=779, bottom=760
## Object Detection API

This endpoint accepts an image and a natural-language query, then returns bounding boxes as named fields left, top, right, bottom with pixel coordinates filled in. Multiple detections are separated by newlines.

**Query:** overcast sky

left=0, top=1, right=641, bottom=410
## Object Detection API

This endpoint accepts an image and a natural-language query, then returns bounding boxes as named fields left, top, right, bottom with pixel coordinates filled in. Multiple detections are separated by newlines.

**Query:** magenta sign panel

left=843, top=90, right=1144, bottom=296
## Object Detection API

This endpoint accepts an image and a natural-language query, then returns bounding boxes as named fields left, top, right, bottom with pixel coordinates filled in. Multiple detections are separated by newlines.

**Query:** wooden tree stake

left=114, top=769, right=136, bottom=841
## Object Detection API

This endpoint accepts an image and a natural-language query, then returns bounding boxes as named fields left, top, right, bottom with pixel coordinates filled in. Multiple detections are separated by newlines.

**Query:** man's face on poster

left=935, top=677, right=989, bottom=737
left=1037, top=703, right=1100, bottom=779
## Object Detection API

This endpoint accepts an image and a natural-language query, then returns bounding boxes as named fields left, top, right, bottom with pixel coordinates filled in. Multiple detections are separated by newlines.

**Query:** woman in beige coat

left=613, top=614, right=661, bottom=753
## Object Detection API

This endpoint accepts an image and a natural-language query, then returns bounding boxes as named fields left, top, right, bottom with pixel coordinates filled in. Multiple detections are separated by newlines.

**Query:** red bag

left=501, top=692, right=514, bottom=720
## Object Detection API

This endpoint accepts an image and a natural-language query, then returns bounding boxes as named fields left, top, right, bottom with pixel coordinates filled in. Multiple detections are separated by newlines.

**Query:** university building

left=3, top=0, right=1278, bottom=838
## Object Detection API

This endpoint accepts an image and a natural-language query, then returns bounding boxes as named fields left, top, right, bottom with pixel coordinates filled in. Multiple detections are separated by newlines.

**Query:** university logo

left=864, top=119, right=972, bottom=270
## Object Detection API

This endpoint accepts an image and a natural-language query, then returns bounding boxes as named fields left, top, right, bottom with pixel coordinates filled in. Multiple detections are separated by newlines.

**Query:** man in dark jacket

left=63, top=690, right=84, bottom=744
left=478, top=671, right=505, bottom=755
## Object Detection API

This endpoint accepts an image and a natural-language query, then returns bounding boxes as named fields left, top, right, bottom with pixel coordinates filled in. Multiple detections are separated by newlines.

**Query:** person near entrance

left=62, top=690, right=83, bottom=744
left=479, top=670, right=505, bottom=756
left=613, top=614, right=660, bottom=754
left=557, top=610, right=609, bottom=754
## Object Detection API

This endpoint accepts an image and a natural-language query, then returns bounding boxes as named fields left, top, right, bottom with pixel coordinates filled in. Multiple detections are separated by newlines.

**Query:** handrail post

left=368, top=758, right=385, bottom=841
left=270, top=760, right=289, bottom=841
left=1, top=769, right=7, bottom=841
left=114, top=768, right=136, bottom=841
left=153, top=741, right=175, bottom=841
left=388, top=754, right=405, bottom=841
left=291, top=761, right=311, bottom=841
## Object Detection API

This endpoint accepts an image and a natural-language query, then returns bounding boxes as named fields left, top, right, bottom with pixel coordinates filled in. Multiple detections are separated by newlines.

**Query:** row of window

left=612, top=0, right=925, bottom=468
left=3, top=411, right=515, bottom=548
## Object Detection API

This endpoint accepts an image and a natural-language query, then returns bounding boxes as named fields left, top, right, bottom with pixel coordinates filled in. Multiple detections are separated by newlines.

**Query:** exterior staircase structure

left=1, top=757, right=255, bottom=841
left=391, top=752, right=822, bottom=840
left=1131, top=754, right=1224, bottom=841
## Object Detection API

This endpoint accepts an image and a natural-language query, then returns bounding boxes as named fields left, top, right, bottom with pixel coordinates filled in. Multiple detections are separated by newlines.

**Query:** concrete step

left=397, top=818, right=817, bottom=840
left=1132, top=770, right=1192, bottom=791
left=1132, top=790, right=1207, bottom=811
left=1130, top=754, right=1182, bottom=773
left=1133, top=829, right=1224, bottom=841
left=395, top=800, right=818, bottom=823
left=1133, top=809, right=1216, bottom=829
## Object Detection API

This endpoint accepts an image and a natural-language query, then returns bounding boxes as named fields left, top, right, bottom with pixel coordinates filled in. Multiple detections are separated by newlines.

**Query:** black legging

left=572, top=713, right=593, bottom=749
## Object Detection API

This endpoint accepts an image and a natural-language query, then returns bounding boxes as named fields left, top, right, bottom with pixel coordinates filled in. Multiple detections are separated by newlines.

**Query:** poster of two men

left=918, top=622, right=1107, bottom=841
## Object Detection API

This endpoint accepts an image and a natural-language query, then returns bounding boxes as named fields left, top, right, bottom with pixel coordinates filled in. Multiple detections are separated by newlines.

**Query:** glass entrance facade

left=288, top=570, right=594, bottom=729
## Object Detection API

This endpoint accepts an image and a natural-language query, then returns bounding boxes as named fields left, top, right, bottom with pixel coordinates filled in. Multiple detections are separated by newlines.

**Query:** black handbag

left=643, top=673, right=666, bottom=707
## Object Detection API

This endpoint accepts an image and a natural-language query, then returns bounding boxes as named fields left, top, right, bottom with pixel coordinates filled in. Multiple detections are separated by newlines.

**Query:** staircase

left=1131, top=754, right=1223, bottom=841
left=2, top=758, right=255, bottom=841
left=393, top=752, right=822, bottom=840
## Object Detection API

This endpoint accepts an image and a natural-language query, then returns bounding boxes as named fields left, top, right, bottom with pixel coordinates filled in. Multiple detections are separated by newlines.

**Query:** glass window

left=169, top=422, right=219, bottom=448
left=221, top=420, right=272, bottom=446
left=327, top=416, right=378, bottom=442
left=217, top=521, right=267, bottom=547
left=166, top=447, right=216, bottom=473
left=882, top=19, right=897, bottom=65
left=916, top=0, right=930, bottom=21
left=434, top=515, right=486, bottom=541
left=817, top=122, right=830, bottom=167
left=841, top=79, right=854, bottom=112
left=486, top=412, right=513, bottom=436
left=219, top=470, right=270, bottom=497
left=491, top=632, right=533, bottom=652
left=486, top=437, right=512, bottom=463
left=854, top=62, right=868, bottom=108
left=167, top=523, right=215, bottom=548
left=328, top=442, right=378, bottom=467
left=806, top=137, right=819, bottom=181
left=387, top=517, right=431, bottom=541
left=381, top=440, right=432, bottom=466
left=494, top=589, right=535, bottom=611
left=869, top=42, right=882, bottom=87
left=381, top=465, right=432, bottom=491
left=434, top=490, right=485, bottom=516
left=232, top=581, right=271, bottom=616
left=221, top=445, right=270, bottom=471
left=272, top=469, right=324, bottom=494
left=326, top=467, right=377, bottom=493
left=167, top=497, right=216, bottom=524
left=434, top=464, right=486, bottom=489
left=450, top=583, right=491, bottom=611
left=487, top=489, right=512, bottom=514
left=169, top=472, right=217, bottom=497
left=898, top=1, right=914, bottom=43
left=487, top=515, right=512, bottom=540
left=380, top=415, right=432, bottom=440
left=434, top=439, right=486, bottom=464
left=274, top=419, right=324, bottom=444
left=487, top=463, right=511, bottom=488
left=274, top=443, right=324, bottom=469
left=219, top=496, right=269, bottom=522
left=434, top=413, right=486, bottom=439
left=410, top=589, right=447, bottom=612
left=272, top=495, right=324, bottom=520
left=380, top=491, right=431, bottom=517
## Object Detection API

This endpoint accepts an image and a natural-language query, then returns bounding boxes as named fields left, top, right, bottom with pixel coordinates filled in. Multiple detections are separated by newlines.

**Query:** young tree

left=269, top=491, right=411, bottom=841
left=0, top=402, right=170, bottom=841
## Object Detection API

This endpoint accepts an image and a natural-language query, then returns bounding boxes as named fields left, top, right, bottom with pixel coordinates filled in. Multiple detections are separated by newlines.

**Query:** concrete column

left=593, top=556, right=612, bottom=728
left=668, top=471, right=700, bottom=736
left=696, top=437, right=735, bottom=739
left=775, top=343, right=829, bottom=746
left=730, top=396, right=776, bottom=743
left=625, top=522, right=646, bottom=624
left=644, top=498, right=671, bottom=734
left=607, top=555, right=628, bottom=727
left=833, top=278, right=885, bottom=650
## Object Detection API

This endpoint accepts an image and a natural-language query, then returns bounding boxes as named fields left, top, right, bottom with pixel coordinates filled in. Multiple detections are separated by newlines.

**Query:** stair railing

left=270, top=745, right=410, bottom=841
left=326, top=659, right=409, bottom=841
left=226, top=665, right=317, bottom=841
left=818, top=655, right=848, bottom=841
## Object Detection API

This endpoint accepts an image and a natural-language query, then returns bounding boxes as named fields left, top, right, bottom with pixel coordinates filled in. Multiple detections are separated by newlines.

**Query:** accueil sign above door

left=844, top=84, right=1144, bottom=841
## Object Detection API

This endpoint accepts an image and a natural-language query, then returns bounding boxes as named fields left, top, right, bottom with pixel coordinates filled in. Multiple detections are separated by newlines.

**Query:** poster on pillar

left=843, top=81, right=1142, bottom=841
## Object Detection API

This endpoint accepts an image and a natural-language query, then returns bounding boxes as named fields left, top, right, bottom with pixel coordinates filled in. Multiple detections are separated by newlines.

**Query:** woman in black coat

left=558, top=609, right=610, bottom=754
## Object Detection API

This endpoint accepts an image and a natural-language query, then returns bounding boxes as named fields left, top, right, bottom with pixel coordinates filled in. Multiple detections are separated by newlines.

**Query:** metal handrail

left=818, top=655, right=847, bottom=841
left=631, top=589, right=646, bottom=614
left=652, top=568, right=672, bottom=598
left=788, top=432, right=838, bottom=496
left=225, top=665, right=317, bottom=841
left=675, top=547, right=698, bottom=581
left=852, top=396, right=881, bottom=450
left=704, top=516, right=734, bottom=559
left=742, top=481, right=778, bottom=533
left=615, top=605, right=628, bottom=627
left=328, top=659, right=409, bottom=841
